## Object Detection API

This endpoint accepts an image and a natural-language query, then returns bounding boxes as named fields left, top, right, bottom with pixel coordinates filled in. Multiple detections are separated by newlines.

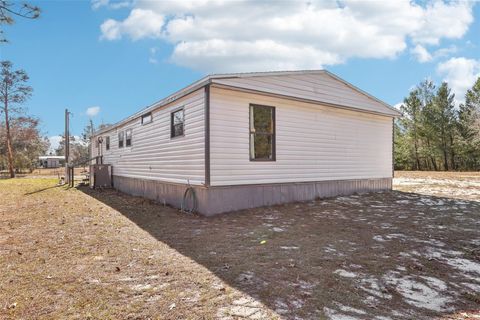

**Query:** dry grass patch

left=0, top=179, right=276, bottom=319
left=394, top=171, right=480, bottom=201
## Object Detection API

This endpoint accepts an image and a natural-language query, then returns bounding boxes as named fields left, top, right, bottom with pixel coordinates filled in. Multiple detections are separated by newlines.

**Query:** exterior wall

left=113, top=175, right=392, bottom=216
left=91, top=72, right=396, bottom=215
left=47, top=158, right=59, bottom=168
left=93, top=88, right=205, bottom=185
left=211, top=72, right=394, bottom=115
left=39, top=157, right=64, bottom=168
left=209, top=86, right=393, bottom=186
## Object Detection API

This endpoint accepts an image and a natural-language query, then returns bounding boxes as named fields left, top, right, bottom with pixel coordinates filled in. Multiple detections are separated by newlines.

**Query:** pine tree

left=432, top=82, right=456, bottom=171
left=0, top=61, right=32, bottom=177
left=399, top=90, right=424, bottom=170
left=0, top=1, right=40, bottom=42
left=417, top=80, right=439, bottom=170
left=393, top=120, right=411, bottom=170
left=457, top=78, right=480, bottom=169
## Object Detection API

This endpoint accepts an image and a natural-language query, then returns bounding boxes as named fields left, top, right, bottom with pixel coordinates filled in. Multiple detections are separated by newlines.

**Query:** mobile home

left=39, top=155, right=65, bottom=168
left=91, top=70, right=400, bottom=215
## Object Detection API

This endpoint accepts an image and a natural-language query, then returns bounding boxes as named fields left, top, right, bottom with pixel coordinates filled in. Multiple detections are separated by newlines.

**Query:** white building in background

left=92, top=70, right=401, bottom=215
left=39, top=155, right=65, bottom=168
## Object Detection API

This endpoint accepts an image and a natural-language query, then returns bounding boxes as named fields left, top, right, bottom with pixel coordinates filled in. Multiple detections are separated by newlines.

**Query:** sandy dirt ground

left=1, top=172, right=479, bottom=319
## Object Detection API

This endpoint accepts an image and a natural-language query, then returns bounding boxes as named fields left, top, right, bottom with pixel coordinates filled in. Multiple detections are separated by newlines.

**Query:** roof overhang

left=210, top=83, right=400, bottom=118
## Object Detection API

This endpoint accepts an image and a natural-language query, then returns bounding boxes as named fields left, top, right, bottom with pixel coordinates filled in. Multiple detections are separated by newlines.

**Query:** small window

left=171, top=108, right=184, bottom=138
left=141, top=112, right=152, bottom=125
left=249, top=104, right=275, bottom=161
left=118, top=131, right=124, bottom=148
left=126, top=129, right=132, bottom=147
left=106, top=136, right=110, bottom=150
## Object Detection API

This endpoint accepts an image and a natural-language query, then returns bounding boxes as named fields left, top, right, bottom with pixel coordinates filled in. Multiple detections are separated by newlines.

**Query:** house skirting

left=113, top=176, right=392, bottom=216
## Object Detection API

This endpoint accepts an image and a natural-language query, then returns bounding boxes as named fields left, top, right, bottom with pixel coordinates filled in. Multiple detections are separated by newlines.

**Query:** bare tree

left=0, top=116, right=48, bottom=172
left=0, top=1, right=40, bottom=42
left=0, top=61, right=32, bottom=177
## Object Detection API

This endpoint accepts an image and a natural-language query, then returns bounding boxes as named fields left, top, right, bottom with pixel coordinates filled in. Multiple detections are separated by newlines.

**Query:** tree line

left=0, top=60, right=98, bottom=177
left=395, top=78, right=480, bottom=171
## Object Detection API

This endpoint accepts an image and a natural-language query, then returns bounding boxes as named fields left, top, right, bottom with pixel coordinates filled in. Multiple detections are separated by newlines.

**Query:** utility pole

left=64, top=109, right=70, bottom=185
left=89, top=119, right=94, bottom=136
left=89, top=118, right=94, bottom=164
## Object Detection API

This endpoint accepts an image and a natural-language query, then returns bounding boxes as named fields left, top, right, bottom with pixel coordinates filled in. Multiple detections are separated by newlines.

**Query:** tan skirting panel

left=113, top=176, right=392, bottom=216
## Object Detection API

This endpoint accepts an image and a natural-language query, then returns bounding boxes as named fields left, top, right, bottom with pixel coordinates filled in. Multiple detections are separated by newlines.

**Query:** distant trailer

left=39, top=156, right=65, bottom=168
left=91, top=70, right=401, bottom=215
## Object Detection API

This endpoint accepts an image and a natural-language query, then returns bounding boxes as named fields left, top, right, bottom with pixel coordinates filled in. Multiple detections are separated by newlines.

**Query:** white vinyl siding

left=91, top=137, right=100, bottom=159
left=209, top=86, right=392, bottom=186
left=92, top=72, right=394, bottom=188
left=212, top=72, right=394, bottom=116
left=95, top=88, right=205, bottom=185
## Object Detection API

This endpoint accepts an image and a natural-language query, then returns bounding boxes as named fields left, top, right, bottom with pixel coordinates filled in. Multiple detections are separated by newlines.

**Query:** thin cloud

left=411, top=45, right=433, bottom=63
left=411, top=44, right=458, bottom=63
left=86, top=106, right=101, bottom=117
left=92, top=0, right=132, bottom=10
left=149, top=47, right=158, bottom=64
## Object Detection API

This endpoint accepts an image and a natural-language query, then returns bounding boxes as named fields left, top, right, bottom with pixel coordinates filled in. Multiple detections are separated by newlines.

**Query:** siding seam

left=205, top=84, right=211, bottom=187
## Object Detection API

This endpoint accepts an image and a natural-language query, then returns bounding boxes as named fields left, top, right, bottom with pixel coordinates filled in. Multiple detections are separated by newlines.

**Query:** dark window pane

left=252, top=106, right=273, bottom=133
left=249, top=104, right=275, bottom=160
left=174, top=123, right=183, bottom=136
left=118, top=131, right=124, bottom=148
left=126, top=129, right=132, bottom=147
left=106, top=136, right=110, bottom=150
left=251, top=134, right=273, bottom=160
left=171, top=109, right=184, bottom=137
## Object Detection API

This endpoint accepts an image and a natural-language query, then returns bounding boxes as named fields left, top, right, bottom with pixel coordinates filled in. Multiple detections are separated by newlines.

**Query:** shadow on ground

left=79, top=186, right=480, bottom=319
left=24, top=184, right=62, bottom=195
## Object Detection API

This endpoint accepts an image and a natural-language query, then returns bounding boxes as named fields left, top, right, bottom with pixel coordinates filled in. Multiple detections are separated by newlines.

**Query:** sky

left=1, top=0, right=480, bottom=152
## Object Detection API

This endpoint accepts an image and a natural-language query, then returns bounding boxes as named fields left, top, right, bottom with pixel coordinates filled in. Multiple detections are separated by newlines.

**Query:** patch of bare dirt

left=394, top=171, right=480, bottom=201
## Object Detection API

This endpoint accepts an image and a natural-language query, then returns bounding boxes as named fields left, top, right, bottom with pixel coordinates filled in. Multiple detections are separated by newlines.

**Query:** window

left=118, top=131, right=124, bottom=148
left=249, top=104, right=275, bottom=161
left=106, top=136, right=110, bottom=150
left=171, top=108, right=184, bottom=138
left=141, top=112, right=152, bottom=125
left=126, top=129, right=132, bottom=147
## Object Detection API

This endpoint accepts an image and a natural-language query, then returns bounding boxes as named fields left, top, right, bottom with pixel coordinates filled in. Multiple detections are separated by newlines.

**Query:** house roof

left=94, top=70, right=400, bottom=136
left=39, top=155, right=65, bottom=160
